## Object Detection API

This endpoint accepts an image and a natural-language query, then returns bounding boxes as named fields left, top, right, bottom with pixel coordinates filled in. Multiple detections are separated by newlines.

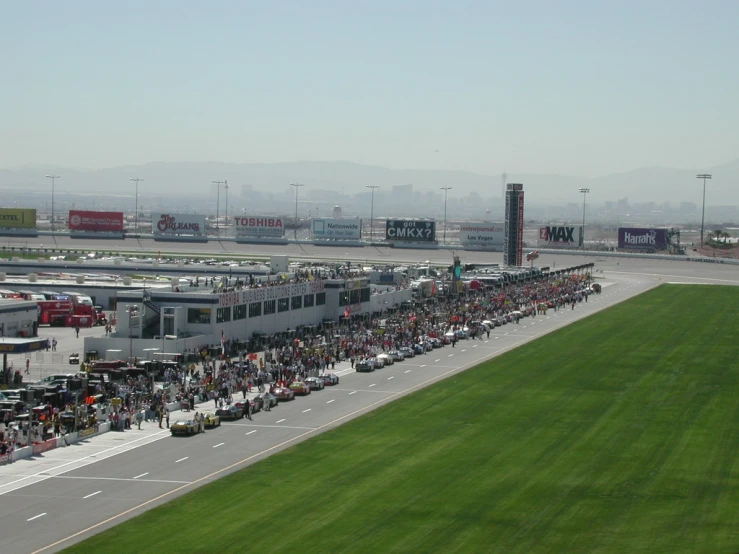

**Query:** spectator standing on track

left=165, top=406, right=170, bottom=428
left=245, top=399, right=252, bottom=420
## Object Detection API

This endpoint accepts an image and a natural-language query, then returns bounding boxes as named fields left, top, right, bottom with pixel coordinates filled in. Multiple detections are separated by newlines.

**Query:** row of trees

left=707, top=230, right=733, bottom=244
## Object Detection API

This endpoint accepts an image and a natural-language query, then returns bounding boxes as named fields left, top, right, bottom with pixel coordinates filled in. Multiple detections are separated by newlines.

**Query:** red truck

left=37, top=301, right=106, bottom=327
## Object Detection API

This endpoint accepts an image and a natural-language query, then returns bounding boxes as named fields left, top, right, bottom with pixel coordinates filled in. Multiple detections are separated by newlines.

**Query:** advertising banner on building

left=153, top=213, right=205, bottom=236
left=385, top=219, right=436, bottom=242
left=618, top=228, right=667, bottom=250
left=0, top=208, right=36, bottom=229
left=234, top=216, right=285, bottom=238
left=460, top=224, right=505, bottom=247
left=538, top=225, right=582, bottom=248
left=516, top=192, right=524, bottom=264
left=68, top=210, right=124, bottom=232
left=312, top=218, right=362, bottom=240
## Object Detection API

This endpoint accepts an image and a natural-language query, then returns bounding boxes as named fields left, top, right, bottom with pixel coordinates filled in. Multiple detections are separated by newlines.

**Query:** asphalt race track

left=0, top=254, right=737, bottom=552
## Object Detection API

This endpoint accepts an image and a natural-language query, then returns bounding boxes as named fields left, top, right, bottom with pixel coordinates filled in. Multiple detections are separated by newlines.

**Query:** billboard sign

left=153, top=213, right=205, bottom=236
left=459, top=224, right=505, bottom=247
left=516, top=192, right=524, bottom=264
left=0, top=208, right=36, bottom=229
left=385, top=219, right=436, bottom=242
left=538, top=225, right=582, bottom=248
left=234, top=216, right=285, bottom=238
left=618, top=228, right=668, bottom=250
left=312, top=218, right=362, bottom=240
left=68, top=210, right=124, bottom=232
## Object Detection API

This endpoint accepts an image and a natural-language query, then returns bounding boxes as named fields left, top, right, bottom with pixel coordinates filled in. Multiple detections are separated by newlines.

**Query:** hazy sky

left=2, top=1, right=737, bottom=177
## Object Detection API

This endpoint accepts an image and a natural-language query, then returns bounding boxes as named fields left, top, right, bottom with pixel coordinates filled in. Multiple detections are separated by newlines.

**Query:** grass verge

left=63, top=285, right=739, bottom=554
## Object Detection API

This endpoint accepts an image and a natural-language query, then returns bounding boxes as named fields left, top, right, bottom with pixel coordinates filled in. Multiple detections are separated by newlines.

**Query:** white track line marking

left=213, top=443, right=224, bottom=448
left=245, top=430, right=257, bottom=436
left=369, top=384, right=376, bottom=387
left=420, top=364, right=426, bottom=367
left=27, top=513, right=46, bottom=521
left=175, top=457, right=188, bottom=463
left=461, top=349, right=466, bottom=352
left=348, top=391, right=357, bottom=395
left=83, top=491, right=101, bottom=499
left=276, top=419, right=286, bottom=424
left=302, top=409, right=311, bottom=413
left=387, top=376, right=394, bottom=380
left=326, top=399, right=335, bottom=404
left=435, top=359, right=441, bottom=362
left=404, top=370, right=411, bottom=373
left=133, top=473, right=148, bottom=479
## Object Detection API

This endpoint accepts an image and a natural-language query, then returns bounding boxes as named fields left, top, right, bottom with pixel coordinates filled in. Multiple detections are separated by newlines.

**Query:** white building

left=84, top=277, right=411, bottom=361
left=0, top=300, right=38, bottom=339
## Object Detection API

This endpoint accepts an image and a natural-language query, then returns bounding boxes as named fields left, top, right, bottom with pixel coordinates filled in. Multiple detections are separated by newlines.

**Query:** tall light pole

left=130, top=177, right=144, bottom=235
left=212, top=180, right=227, bottom=238
left=224, top=182, right=230, bottom=238
left=290, top=183, right=304, bottom=240
left=45, top=174, right=61, bottom=232
left=579, top=188, right=590, bottom=249
left=696, top=174, right=712, bottom=246
left=366, top=185, right=380, bottom=242
left=440, top=186, right=452, bottom=245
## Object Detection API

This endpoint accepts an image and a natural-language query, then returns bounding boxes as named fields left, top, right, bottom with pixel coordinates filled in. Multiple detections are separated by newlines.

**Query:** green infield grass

left=63, top=284, right=739, bottom=554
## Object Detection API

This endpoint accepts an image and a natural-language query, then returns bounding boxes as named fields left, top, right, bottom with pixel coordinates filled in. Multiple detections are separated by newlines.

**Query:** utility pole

left=290, top=183, right=304, bottom=240
left=130, top=177, right=144, bottom=235
left=45, top=174, right=61, bottom=232
left=579, top=188, right=590, bottom=248
left=696, top=174, right=712, bottom=246
left=366, top=185, right=380, bottom=242
left=440, top=187, right=452, bottom=245
left=212, top=180, right=227, bottom=238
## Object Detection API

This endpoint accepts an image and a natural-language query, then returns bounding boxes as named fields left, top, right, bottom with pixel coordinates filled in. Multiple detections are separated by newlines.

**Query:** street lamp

left=579, top=188, right=590, bottom=248
left=696, top=174, right=712, bottom=246
left=366, top=185, right=380, bottom=242
left=212, top=180, right=227, bottom=238
left=440, top=187, right=452, bottom=245
left=290, top=183, right=304, bottom=240
left=130, top=178, right=144, bottom=235
left=224, top=182, right=230, bottom=238
left=45, top=174, right=61, bottom=232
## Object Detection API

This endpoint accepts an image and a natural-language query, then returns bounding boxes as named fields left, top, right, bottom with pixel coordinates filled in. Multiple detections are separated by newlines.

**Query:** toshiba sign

left=234, top=216, right=285, bottom=238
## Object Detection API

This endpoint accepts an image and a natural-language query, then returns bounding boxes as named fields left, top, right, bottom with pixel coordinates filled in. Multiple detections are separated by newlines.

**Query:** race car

left=236, top=396, right=263, bottom=414
left=273, top=386, right=295, bottom=401
left=256, top=392, right=278, bottom=408
left=386, top=350, right=405, bottom=362
left=355, top=359, right=375, bottom=372
left=215, top=405, right=244, bottom=420
left=170, top=419, right=199, bottom=436
left=304, top=376, right=325, bottom=391
left=289, top=380, right=311, bottom=396
left=318, top=373, right=339, bottom=386
left=376, top=353, right=394, bottom=366
left=202, top=412, right=220, bottom=428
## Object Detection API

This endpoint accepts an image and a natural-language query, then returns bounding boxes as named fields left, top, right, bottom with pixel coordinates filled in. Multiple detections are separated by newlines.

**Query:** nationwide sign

left=153, top=213, right=205, bottom=236
left=234, top=216, right=285, bottom=238
left=218, top=280, right=325, bottom=307
left=385, top=219, right=436, bottom=242
left=617, top=227, right=668, bottom=250
left=538, top=226, right=582, bottom=248
left=312, top=218, right=362, bottom=240
left=0, top=208, right=36, bottom=229
left=68, top=210, right=124, bottom=232
left=459, top=224, right=505, bottom=247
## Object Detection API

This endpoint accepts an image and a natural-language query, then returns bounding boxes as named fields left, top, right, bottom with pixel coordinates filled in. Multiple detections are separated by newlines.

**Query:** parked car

left=376, top=353, right=394, bottom=366
left=355, top=359, right=375, bottom=372
left=304, top=376, right=325, bottom=391
left=399, top=347, right=415, bottom=358
left=289, top=381, right=311, bottom=396
left=170, top=419, right=199, bottom=436
left=68, top=353, right=80, bottom=365
left=318, top=373, right=340, bottom=386
left=387, top=350, right=405, bottom=362
left=215, top=405, right=244, bottom=420
left=257, top=392, right=279, bottom=408
left=273, top=386, right=295, bottom=401
left=202, top=413, right=221, bottom=428
left=371, top=357, right=386, bottom=369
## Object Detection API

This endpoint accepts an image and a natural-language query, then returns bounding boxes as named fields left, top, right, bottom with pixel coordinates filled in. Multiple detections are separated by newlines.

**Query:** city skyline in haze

left=2, top=1, right=737, bottom=180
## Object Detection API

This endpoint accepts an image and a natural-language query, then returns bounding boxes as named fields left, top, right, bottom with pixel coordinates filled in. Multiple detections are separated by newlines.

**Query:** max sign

left=385, top=220, right=436, bottom=242
left=538, top=226, right=582, bottom=247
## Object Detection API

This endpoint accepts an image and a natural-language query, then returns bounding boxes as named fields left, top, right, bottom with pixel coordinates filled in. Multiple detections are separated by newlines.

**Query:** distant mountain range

left=1, top=159, right=737, bottom=206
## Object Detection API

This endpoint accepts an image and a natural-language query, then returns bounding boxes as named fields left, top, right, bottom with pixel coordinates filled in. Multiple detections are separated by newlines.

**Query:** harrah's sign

left=618, top=227, right=667, bottom=250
